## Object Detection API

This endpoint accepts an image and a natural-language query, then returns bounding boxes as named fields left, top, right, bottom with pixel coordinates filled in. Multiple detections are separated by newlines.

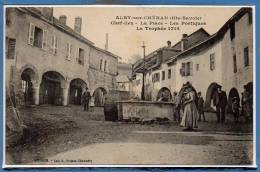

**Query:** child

left=197, top=92, right=206, bottom=122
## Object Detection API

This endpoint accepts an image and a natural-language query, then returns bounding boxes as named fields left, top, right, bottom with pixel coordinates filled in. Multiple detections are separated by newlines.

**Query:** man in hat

left=213, top=85, right=228, bottom=123
left=242, top=85, right=253, bottom=122
left=82, top=87, right=91, bottom=111
left=197, top=92, right=206, bottom=122
left=231, top=96, right=240, bottom=123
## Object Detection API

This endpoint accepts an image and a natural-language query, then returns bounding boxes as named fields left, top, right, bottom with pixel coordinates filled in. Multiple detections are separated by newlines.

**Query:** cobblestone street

left=6, top=105, right=253, bottom=165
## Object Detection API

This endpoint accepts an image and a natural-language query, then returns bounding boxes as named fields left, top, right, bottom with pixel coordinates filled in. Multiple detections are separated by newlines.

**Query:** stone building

left=5, top=7, right=119, bottom=106
left=115, top=62, right=132, bottom=92
left=132, top=8, right=253, bottom=108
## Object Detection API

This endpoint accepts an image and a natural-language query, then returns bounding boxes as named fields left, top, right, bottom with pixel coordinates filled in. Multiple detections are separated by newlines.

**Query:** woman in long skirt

left=180, top=86, right=199, bottom=131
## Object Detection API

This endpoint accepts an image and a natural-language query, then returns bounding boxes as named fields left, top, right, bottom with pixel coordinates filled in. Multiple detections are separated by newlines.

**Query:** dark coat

left=82, top=91, right=91, bottom=104
left=213, top=91, right=228, bottom=108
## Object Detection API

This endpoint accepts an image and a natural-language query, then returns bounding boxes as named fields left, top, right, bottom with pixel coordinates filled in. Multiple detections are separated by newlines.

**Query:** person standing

left=213, top=85, right=228, bottom=123
left=82, top=87, right=91, bottom=111
left=242, top=86, right=253, bottom=122
left=172, top=91, right=180, bottom=122
left=197, top=92, right=206, bottom=122
left=231, top=97, right=240, bottom=123
left=180, top=84, right=199, bottom=131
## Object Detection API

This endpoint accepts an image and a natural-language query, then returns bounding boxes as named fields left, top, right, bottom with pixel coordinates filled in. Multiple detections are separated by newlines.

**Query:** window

left=28, top=23, right=47, bottom=49
left=210, top=53, right=215, bottom=71
left=180, top=62, right=193, bottom=76
left=51, top=35, right=57, bottom=54
left=152, top=73, right=160, bottom=82
left=196, top=64, right=199, bottom=71
left=230, top=23, right=235, bottom=40
left=104, top=60, right=107, bottom=72
left=162, top=71, right=165, bottom=80
left=244, top=47, right=249, bottom=67
left=6, top=37, right=16, bottom=59
left=66, top=42, right=72, bottom=60
left=77, top=48, right=84, bottom=65
left=233, top=54, right=237, bottom=73
left=168, top=69, right=171, bottom=79
left=100, top=59, right=103, bottom=70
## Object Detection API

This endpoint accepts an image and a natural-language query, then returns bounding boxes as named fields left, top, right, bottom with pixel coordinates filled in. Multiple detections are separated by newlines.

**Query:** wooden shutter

left=28, top=23, right=35, bottom=45
left=54, top=36, right=58, bottom=54
left=190, top=61, right=193, bottom=76
left=42, top=29, right=47, bottom=49
left=70, top=44, right=72, bottom=59
left=66, top=43, right=70, bottom=60
left=7, top=38, right=16, bottom=59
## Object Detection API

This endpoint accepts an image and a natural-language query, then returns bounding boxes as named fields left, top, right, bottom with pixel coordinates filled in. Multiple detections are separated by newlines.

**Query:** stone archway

left=40, top=71, right=66, bottom=105
left=20, top=68, right=37, bottom=105
left=205, top=82, right=221, bottom=110
left=156, top=87, right=172, bottom=102
left=69, top=78, right=88, bottom=105
left=93, top=87, right=107, bottom=106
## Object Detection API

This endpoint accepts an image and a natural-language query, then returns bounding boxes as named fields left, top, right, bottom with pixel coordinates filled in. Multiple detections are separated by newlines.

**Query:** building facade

left=5, top=7, right=119, bottom=106
left=132, top=8, right=253, bottom=108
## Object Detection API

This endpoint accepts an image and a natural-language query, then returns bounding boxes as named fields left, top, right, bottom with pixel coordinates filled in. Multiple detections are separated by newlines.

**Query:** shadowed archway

left=156, top=87, right=172, bottom=102
left=93, top=87, right=107, bottom=106
left=69, top=78, right=88, bottom=105
left=40, top=71, right=65, bottom=105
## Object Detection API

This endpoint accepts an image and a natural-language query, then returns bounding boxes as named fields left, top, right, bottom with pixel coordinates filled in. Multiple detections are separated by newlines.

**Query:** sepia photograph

left=4, top=5, right=255, bottom=167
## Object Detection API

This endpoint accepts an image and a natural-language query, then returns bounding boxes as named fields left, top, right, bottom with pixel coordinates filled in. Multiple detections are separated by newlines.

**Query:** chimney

left=38, top=7, right=53, bottom=20
left=167, top=40, right=171, bottom=48
left=181, top=34, right=188, bottom=51
left=59, top=15, right=67, bottom=25
left=105, top=33, right=109, bottom=51
left=74, top=17, right=82, bottom=34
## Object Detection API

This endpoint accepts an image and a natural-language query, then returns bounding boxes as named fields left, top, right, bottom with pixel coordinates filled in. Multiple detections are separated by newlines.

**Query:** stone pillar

left=33, top=86, right=40, bottom=105
left=62, top=81, right=70, bottom=106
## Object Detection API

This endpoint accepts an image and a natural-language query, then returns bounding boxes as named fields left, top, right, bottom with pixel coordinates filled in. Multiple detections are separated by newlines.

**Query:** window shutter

left=51, top=36, right=57, bottom=54
left=190, top=61, right=193, bottom=76
left=76, top=48, right=79, bottom=62
left=42, top=29, right=47, bottom=49
left=7, top=38, right=16, bottom=59
left=70, top=44, right=72, bottom=59
left=180, top=63, right=185, bottom=76
left=54, top=36, right=58, bottom=54
left=28, top=23, right=35, bottom=45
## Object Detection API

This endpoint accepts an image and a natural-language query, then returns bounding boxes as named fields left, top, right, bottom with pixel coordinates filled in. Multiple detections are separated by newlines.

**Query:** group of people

left=169, top=82, right=253, bottom=131
left=171, top=82, right=204, bottom=131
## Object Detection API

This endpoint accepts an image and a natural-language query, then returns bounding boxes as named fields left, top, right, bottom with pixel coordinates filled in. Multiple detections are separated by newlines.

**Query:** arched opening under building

left=156, top=87, right=172, bottom=102
left=205, top=82, right=221, bottom=110
left=69, top=78, right=88, bottom=105
left=93, top=87, right=107, bottom=106
left=21, top=68, right=37, bottom=105
left=39, top=71, right=65, bottom=105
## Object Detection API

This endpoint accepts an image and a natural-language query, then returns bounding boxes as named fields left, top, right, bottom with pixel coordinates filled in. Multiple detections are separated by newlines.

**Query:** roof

left=132, top=27, right=210, bottom=73
left=171, top=28, right=210, bottom=50
left=19, top=7, right=122, bottom=60
left=166, top=7, right=252, bottom=64
left=116, top=75, right=130, bottom=83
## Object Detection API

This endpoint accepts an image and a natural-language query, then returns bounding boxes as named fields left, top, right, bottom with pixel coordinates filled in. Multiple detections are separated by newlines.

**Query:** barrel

left=104, top=90, right=130, bottom=121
